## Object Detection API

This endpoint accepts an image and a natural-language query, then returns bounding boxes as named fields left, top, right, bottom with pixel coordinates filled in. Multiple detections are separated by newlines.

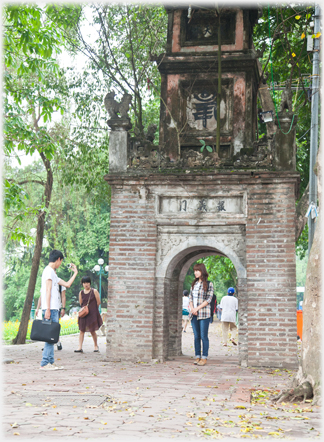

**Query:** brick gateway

left=103, top=6, right=300, bottom=368
left=104, top=173, right=299, bottom=368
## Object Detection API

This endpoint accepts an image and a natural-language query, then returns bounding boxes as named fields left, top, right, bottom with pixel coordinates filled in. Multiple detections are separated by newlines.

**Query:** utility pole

left=308, top=4, right=320, bottom=255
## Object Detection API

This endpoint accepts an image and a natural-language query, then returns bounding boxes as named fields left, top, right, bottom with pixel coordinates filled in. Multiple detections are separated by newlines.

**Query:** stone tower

left=104, top=6, right=299, bottom=368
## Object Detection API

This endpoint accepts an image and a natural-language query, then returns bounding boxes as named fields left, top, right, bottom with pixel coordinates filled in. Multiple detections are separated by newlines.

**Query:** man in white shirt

left=39, top=250, right=78, bottom=370
left=36, top=271, right=66, bottom=350
left=219, top=287, right=238, bottom=346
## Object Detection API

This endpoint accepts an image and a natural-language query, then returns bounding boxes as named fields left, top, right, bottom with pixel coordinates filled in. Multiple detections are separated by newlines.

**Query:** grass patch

left=2, top=317, right=79, bottom=343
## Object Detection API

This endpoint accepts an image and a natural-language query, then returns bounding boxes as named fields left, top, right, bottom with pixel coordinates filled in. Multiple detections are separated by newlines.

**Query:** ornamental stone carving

left=104, top=90, right=132, bottom=120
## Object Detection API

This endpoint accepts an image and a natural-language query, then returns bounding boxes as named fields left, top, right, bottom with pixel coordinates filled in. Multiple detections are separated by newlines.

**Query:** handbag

left=30, top=319, right=61, bottom=344
left=78, top=290, right=92, bottom=318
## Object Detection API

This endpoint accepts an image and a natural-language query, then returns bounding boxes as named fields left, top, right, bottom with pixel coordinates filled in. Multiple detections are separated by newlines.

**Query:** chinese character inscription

left=217, top=201, right=226, bottom=212
left=180, top=200, right=187, bottom=212
left=160, top=196, right=243, bottom=215
left=192, top=90, right=217, bottom=128
left=197, top=199, right=208, bottom=212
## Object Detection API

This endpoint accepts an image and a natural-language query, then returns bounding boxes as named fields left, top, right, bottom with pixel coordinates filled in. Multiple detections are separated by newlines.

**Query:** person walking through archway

left=74, top=276, right=103, bottom=353
left=219, top=287, right=238, bottom=346
left=182, top=290, right=190, bottom=332
left=189, top=263, right=214, bottom=366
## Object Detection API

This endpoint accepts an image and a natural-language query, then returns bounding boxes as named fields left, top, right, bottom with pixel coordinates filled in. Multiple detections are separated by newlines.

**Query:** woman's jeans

left=191, top=315, right=210, bottom=359
left=40, top=309, right=59, bottom=367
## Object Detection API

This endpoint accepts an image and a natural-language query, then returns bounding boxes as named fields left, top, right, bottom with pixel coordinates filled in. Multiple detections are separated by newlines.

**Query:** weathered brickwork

left=105, top=172, right=299, bottom=368
left=106, top=186, right=157, bottom=361
left=246, top=181, right=298, bottom=368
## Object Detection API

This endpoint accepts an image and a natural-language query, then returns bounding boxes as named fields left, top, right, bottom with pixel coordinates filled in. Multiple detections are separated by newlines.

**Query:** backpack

left=207, top=281, right=217, bottom=323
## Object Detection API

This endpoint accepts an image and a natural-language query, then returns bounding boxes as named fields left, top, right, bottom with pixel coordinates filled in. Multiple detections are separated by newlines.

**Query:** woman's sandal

left=74, top=349, right=83, bottom=353
left=94, top=348, right=99, bottom=352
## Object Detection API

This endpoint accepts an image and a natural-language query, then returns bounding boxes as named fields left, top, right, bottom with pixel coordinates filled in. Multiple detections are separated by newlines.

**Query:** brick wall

left=237, top=277, right=248, bottom=365
left=106, top=186, right=157, bottom=361
left=152, top=276, right=169, bottom=360
left=246, top=181, right=298, bottom=368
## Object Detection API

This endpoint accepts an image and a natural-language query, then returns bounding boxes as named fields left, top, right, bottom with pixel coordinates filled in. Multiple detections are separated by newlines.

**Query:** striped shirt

left=189, top=281, right=214, bottom=320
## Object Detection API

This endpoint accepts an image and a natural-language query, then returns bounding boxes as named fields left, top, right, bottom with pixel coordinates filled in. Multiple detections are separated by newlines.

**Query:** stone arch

left=157, top=237, right=246, bottom=280
left=153, top=238, right=248, bottom=365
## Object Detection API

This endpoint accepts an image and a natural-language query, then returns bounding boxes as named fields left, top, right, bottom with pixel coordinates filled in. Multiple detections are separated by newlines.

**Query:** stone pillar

left=168, top=268, right=182, bottom=358
left=152, top=276, right=169, bottom=361
left=274, top=111, right=297, bottom=171
left=107, top=119, right=132, bottom=173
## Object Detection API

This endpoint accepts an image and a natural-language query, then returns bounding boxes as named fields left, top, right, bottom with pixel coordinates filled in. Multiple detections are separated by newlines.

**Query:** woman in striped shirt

left=189, top=263, right=214, bottom=366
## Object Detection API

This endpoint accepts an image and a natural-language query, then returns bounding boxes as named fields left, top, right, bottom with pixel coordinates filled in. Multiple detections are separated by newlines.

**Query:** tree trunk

left=136, top=90, right=144, bottom=137
left=295, top=182, right=309, bottom=241
left=12, top=153, right=53, bottom=345
left=273, top=145, right=322, bottom=405
left=296, top=212, right=321, bottom=405
left=297, top=142, right=322, bottom=405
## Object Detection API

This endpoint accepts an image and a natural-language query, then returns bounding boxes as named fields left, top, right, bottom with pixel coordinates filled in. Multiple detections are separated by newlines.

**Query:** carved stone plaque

left=159, top=196, right=243, bottom=214
left=180, top=79, right=233, bottom=137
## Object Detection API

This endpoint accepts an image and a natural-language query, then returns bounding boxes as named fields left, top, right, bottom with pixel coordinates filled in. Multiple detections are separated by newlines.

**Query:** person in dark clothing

left=74, top=276, right=103, bottom=353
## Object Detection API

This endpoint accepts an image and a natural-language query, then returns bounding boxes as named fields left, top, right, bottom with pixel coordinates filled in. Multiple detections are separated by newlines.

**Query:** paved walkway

left=2, top=321, right=321, bottom=440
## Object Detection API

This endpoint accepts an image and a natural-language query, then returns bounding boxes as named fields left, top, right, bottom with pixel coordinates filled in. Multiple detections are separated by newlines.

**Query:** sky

left=8, top=5, right=94, bottom=169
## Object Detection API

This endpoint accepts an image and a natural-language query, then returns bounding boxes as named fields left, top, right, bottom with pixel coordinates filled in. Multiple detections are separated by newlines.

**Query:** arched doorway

left=153, top=233, right=248, bottom=366
left=181, top=253, right=238, bottom=355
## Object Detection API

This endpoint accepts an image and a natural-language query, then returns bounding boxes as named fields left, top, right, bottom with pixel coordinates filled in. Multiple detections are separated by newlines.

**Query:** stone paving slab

left=2, top=321, right=321, bottom=440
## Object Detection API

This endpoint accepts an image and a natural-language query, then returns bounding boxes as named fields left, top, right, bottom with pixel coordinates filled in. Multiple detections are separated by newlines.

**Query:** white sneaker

left=40, top=364, right=58, bottom=370
left=50, top=363, right=64, bottom=370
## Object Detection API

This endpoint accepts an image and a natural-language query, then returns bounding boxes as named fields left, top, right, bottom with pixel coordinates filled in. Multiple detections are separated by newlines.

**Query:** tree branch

left=7, top=179, right=45, bottom=186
